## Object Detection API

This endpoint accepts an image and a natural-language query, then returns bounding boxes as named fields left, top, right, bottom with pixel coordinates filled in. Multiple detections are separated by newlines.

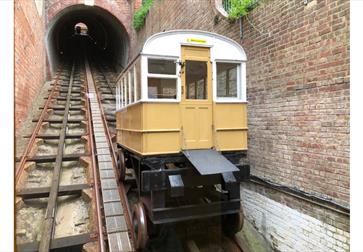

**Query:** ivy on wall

left=133, top=0, right=154, bottom=31
left=227, top=0, right=259, bottom=21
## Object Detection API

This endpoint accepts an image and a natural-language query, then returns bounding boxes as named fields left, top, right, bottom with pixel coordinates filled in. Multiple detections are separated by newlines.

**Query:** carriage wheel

left=223, top=210, right=244, bottom=236
left=132, top=202, right=149, bottom=249
left=117, top=149, right=126, bottom=181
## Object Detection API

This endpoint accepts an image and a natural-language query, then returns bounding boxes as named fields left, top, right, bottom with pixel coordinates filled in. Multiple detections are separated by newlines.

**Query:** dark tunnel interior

left=46, top=5, right=129, bottom=74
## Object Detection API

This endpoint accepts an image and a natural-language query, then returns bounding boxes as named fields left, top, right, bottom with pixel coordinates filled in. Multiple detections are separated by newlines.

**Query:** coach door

left=180, top=46, right=213, bottom=149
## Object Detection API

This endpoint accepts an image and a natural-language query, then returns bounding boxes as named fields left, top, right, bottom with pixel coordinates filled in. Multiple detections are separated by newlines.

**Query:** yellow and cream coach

left=115, top=30, right=250, bottom=249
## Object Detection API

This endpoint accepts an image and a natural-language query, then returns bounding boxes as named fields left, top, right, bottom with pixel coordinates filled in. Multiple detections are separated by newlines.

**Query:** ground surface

left=15, top=80, right=53, bottom=160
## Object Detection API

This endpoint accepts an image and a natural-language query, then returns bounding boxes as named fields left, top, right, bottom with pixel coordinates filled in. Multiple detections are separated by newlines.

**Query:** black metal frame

left=120, top=147, right=250, bottom=225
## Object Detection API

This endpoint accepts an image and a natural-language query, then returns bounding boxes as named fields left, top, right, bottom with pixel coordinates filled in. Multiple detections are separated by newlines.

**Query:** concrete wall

left=241, top=183, right=349, bottom=251
left=14, top=0, right=46, bottom=134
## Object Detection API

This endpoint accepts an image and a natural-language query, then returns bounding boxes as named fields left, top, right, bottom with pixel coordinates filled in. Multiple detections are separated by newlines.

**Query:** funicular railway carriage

left=115, top=30, right=250, bottom=249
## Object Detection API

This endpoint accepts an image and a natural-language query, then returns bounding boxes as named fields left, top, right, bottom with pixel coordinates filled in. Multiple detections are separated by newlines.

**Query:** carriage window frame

left=117, top=60, right=142, bottom=110
left=214, top=60, right=246, bottom=103
left=144, top=56, right=180, bottom=102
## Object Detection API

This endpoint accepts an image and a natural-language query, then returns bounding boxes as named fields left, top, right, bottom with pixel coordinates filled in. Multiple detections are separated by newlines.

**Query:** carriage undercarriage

left=117, top=147, right=250, bottom=249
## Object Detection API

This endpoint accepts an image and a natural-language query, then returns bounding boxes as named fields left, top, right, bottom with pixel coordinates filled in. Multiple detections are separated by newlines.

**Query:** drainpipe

left=239, top=17, right=243, bottom=39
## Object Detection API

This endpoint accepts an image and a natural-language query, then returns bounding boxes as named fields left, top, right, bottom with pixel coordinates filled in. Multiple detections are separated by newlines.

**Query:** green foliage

left=228, top=0, right=258, bottom=21
left=133, top=0, right=154, bottom=30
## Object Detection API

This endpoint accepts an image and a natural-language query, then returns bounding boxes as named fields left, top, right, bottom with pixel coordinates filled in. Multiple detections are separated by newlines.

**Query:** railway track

left=183, top=231, right=245, bottom=252
left=16, top=59, right=102, bottom=251
left=15, top=56, right=133, bottom=252
left=142, top=217, right=245, bottom=252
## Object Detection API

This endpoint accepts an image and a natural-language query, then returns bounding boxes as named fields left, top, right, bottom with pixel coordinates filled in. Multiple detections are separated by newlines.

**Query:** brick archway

left=46, top=0, right=131, bottom=35
left=45, top=0, right=131, bottom=77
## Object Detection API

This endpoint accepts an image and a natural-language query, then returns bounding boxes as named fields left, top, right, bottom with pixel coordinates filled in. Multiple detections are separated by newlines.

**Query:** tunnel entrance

left=74, top=22, right=88, bottom=35
left=46, top=4, right=129, bottom=75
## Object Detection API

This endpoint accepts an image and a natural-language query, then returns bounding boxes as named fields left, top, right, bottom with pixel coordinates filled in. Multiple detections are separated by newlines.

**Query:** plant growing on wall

left=133, top=0, right=154, bottom=30
left=228, top=0, right=259, bottom=21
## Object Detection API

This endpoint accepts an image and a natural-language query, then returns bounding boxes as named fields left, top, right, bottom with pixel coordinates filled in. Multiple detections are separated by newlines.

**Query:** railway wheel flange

left=223, top=209, right=244, bottom=236
left=117, top=149, right=126, bottom=181
left=132, top=202, right=149, bottom=250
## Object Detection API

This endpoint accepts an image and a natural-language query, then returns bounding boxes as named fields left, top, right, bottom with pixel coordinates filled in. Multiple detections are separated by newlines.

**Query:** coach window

left=135, top=60, right=141, bottom=101
left=126, top=76, right=130, bottom=105
left=129, top=69, right=134, bottom=104
left=186, top=60, right=208, bottom=99
left=116, top=85, right=120, bottom=109
left=122, top=77, right=126, bottom=105
left=147, top=58, right=178, bottom=99
left=216, top=62, right=240, bottom=99
left=120, top=78, right=123, bottom=107
left=120, top=83, right=123, bottom=108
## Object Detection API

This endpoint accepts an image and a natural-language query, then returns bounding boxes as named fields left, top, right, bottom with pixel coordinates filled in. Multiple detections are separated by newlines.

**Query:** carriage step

left=182, top=149, right=239, bottom=175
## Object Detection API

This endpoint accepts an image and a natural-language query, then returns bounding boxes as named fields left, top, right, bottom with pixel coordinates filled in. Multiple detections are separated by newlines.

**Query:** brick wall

left=243, top=0, right=349, bottom=208
left=14, top=0, right=46, bottom=133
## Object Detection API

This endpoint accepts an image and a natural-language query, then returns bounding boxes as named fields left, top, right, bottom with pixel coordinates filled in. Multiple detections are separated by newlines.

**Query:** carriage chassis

left=118, top=146, right=250, bottom=226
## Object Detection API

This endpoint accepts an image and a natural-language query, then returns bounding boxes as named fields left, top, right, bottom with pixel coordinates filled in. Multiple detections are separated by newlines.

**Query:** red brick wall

left=134, top=0, right=142, bottom=11
left=243, top=0, right=349, bottom=207
left=129, top=0, right=350, bottom=206
left=14, top=0, right=45, bottom=133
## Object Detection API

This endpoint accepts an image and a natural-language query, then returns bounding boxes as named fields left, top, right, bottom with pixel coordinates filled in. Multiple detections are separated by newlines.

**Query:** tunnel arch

left=46, top=3, right=130, bottom=75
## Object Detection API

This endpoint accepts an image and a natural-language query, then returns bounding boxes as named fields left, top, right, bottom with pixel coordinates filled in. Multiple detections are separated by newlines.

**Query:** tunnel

left=46, top=4, right=129, bottom=74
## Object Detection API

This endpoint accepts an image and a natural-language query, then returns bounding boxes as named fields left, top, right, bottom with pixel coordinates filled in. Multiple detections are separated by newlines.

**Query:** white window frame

left=214, top=0, right=229, bottom=18
left=116, top=57, right=144, bottom=111
left=213, top=60, right=247, bottom=103
left=142, top=55, right=180, bottom=103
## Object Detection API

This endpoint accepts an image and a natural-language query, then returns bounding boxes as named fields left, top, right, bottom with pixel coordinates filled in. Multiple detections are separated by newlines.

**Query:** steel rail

left=95, top=64, right=115, bottom=95
left=233, top=234, right=248, bottom=252
left=39, top=61, right=76, bottom=252
left=84, top=56, right=106, bottom=252
left=15, top=67, right=62, bottom=185
left=16, top=60, right=103, bottom=252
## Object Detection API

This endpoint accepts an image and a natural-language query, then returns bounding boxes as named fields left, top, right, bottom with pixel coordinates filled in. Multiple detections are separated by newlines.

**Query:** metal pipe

left=249, top=176, right=349, bottom=216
